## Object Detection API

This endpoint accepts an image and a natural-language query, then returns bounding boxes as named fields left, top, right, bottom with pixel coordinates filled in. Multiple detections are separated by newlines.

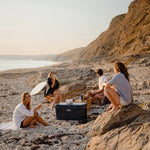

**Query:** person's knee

left=57, top=89, right=61, bottom=93
left=54, top=94, right=59, bottom=99
left=104, top=87, right=109, bottom=93
left=87, top=90, right=92, bottom=96
left=57, top=91, right=61, bottom=96
left=26, top=116, right=34, bottom=120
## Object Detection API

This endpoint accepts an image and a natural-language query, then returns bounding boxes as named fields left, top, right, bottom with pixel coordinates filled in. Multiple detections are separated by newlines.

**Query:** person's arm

left=20, top=104, right=34, bottom=117
left=103, top=74, right=119, bottom=88
left=51, top=78, right=56, bottom=88
left=51, top=81, right=55, bottom=88
left=47, top=78, right=55, bottom=88
left=97, top=88, right=104, bottom=93
left=103, top=82, right=111, bottom=88
left=33, top=104, right=42, bottom=117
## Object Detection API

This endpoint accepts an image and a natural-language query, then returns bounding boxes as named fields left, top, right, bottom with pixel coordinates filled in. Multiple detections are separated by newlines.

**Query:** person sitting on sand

left=44, top=72, right=63, bottom=108
left=13, top=92, right=50, bottom=129
left=104, top=61, right=133, bottom=112
left=84, top=69, right=109, bottom=105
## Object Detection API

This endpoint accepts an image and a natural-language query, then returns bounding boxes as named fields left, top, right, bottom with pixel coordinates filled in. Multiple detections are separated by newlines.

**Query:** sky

left=0, top=0, right=133, bottom=55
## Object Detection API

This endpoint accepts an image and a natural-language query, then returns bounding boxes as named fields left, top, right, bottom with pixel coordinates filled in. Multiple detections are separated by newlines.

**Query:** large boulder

left=86, top=104, right=150, bottom=150
left=88, top=104, right=145, bottom=137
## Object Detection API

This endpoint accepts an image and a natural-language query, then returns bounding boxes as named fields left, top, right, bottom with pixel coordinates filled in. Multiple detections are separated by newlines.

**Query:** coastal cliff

left=79, top=0, right=150, bottom=62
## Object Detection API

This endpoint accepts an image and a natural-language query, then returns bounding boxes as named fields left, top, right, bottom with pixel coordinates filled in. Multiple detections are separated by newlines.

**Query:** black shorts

left=102, top=96, right=110, bottom=105
left=20, top=121, right=24, bottom=128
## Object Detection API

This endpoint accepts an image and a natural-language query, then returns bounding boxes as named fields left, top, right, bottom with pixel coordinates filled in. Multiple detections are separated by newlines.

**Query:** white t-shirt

left=99, top=75, right=108, bottom=90
left=13, top=103, right=34, bottom=129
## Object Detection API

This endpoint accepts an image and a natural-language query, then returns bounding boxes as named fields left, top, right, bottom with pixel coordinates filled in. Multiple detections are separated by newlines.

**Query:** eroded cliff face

left=80, top=0, right=150, bottom=62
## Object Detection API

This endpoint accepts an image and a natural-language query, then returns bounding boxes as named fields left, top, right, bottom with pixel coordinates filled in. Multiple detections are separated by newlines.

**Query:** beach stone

left=88, top=104, right=145, bottom=137
left=40, top=144, right=50, bottom=150
left=61, top=135, right=68, bottom=141
left=138, top=80, right=149, bottom=90
left=142, top=102, right=150, bottom=112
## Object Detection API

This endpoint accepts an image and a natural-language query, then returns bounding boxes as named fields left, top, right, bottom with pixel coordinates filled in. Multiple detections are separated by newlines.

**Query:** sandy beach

left=0, top=59, right=150, bottom=149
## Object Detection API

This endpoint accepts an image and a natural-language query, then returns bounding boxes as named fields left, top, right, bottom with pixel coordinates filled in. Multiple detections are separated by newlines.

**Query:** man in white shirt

left=84, top=69, right=109, bottom=105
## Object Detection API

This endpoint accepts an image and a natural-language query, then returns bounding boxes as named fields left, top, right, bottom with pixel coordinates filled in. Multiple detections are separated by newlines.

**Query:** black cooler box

left=55, top=103, right=87, bottom=122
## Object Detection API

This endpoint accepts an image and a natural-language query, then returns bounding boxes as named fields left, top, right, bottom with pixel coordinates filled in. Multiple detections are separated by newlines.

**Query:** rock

left=138, top=80, right=148, bottom=90
left=87, top=104, right=150, bottom=150
left=88, top=104, right=145, bottom=137
left=142, top=102, right=150, bottom=112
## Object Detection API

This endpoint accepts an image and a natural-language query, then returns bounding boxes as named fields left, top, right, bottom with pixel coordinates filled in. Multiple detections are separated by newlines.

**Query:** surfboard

left=30, top=81, right=47, bottom=96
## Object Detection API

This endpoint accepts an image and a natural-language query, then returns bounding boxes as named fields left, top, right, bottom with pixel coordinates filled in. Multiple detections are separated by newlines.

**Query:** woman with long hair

left=104, top=61, right=133, bottom=112
left=44, top=72, right=63, bottom=108
left=13, top=92, right=49, bottom=129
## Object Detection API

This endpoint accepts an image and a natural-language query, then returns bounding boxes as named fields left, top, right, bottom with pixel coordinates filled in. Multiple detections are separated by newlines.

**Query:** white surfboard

left=30, top=81, right=47, bottom=96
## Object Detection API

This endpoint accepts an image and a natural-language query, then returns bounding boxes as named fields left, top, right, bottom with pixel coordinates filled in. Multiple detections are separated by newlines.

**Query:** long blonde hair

left=48, top=72, right=56, bottom=78
left=21, top=92, right=31, bottom=111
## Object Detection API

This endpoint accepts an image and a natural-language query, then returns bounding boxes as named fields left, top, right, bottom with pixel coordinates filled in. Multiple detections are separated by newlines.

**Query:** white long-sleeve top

left=99, top=75, right=108, bottom=90
left=13, top=103, right=34, bottom=129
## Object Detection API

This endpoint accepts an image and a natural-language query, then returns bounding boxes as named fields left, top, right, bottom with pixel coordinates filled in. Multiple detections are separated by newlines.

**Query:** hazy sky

left=0, top=0, right=133, bottom=55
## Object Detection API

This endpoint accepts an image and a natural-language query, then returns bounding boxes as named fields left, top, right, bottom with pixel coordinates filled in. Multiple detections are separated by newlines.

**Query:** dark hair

left=114, top=61, right=129, bottom=81
left=96, top=69, right=103, bottom=76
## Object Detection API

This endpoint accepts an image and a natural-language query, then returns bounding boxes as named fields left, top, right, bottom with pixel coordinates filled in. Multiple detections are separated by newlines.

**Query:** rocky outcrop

left=86, top=104, right=150, bottom=150
left=88, top=104, right=145, bottom=137
left=79, top=0, right=150, bottom=62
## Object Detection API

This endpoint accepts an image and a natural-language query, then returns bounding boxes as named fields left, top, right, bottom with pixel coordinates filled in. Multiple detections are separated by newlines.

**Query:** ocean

left=0, top=59, right=58, bottom=72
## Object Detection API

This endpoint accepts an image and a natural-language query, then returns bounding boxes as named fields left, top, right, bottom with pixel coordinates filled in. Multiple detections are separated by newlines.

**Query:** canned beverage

left=91, top=90, right=94, bottom=94
left=81, top=94, right=84, bottom=101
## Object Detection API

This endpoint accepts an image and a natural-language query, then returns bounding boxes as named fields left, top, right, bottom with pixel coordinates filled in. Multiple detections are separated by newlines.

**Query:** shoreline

left=0, top=61, right=63, bottom=74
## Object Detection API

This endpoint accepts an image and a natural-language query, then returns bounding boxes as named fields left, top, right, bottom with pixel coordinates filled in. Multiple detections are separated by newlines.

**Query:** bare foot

left=28, top=124, right=36, bottom=128
left=44, top=123, right=50, bottom=126
left=106, top=104, right=113, bottom=111
left=109, top=106, right=120, bottom=113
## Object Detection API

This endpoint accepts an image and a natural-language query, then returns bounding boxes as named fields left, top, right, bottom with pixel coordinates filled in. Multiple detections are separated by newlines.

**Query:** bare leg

left=28, top=119, right=37, bottom=128
left=51, top=94, right=59, bottom=109
left=22, top=114, right=49, bottom=128
left=22, top=116, right=35, bottom=128
left=86, top=90, right=97, bottom=97
left=106, top=104, right=113, bottom=111
left=45, top=96, right=53, bottom=103
left=104, top=87, right=120, bottom=112
left=35, top=115, right=50, bottom=126
left=57, top=90, right=63, bottom=102
left=86, top=90, right=93, bottom=97
left=91, top=93, right=104, bottom=104
left=30, top=119, right=37, bottom=125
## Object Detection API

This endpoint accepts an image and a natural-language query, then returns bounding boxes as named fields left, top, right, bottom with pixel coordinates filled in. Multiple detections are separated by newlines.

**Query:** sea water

left=0, top=59, right=58, bottom=72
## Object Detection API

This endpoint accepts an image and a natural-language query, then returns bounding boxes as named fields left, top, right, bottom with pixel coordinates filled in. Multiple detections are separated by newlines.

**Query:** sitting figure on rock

left=44, top=72, right=63, bottom=108
left=83, top=69, right=110, bottom=105
left=104, top=61, right=133, bottom=112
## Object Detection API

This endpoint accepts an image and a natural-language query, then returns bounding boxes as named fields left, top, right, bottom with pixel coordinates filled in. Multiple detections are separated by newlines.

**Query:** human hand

left=52, top=75, right=56, bottom=79
left=97, top=90, right=100, bottom=94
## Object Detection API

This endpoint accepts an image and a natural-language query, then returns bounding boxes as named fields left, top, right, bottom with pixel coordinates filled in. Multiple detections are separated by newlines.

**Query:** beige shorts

left=120, top=97, right=129, bottom=106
